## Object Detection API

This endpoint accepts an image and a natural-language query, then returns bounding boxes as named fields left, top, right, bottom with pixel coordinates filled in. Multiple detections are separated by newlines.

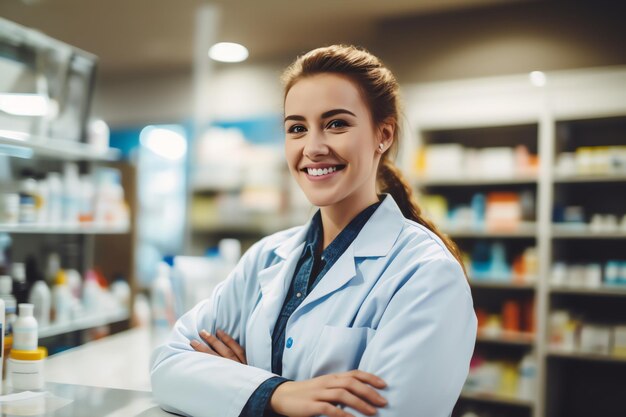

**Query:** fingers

left=313, top=402, right=355, bottom=417
left=328, top=376, right=387, bottom=408
left=199, top=330, right=239, bottom=361
left=345, top=370, right=387, bottom=389
left=216, top=329, right=247, bottom=364
left=320, top=389, right=376, bottom=416
left=190, top=339, right=217, bottom=355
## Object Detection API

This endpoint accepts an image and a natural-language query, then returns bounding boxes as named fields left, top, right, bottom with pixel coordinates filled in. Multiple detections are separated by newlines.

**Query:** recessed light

left=208, top=42, right=249, bottom=63
left=529, top=71, right=547, bottom=87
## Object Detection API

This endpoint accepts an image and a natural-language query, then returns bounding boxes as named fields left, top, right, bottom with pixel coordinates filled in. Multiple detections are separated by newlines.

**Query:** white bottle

left=28, top=280, right=51, bottom=328
left=518, top=353, right=537, bottom=400
left=0, top=275, right=17, bottom=333
left=63, top=162, right=81, bottom=225
left=52, top=270, right=72, bottom=324
left=151, top=262, right=175, bottom=328
left=13, top=303, right=38, bottom=351
left=46, top=172, right=63, bottom=226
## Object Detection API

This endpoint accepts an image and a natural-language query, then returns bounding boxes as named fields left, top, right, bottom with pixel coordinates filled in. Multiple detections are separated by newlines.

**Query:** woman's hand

left=270, top=370, right=387, bottom=417
left=190, top=329, right=247, bottom=365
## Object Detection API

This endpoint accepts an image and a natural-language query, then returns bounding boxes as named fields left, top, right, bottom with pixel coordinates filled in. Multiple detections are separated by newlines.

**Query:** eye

left=326, top=119, right=349, bottom=129
left=287, top=124, right=307, bottom=134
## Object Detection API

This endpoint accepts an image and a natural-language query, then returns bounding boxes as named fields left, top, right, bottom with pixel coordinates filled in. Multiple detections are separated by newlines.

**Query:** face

left=284, top=73, right=391, bottom=209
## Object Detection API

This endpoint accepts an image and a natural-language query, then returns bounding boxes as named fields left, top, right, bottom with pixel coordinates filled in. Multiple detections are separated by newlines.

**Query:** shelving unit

left=0, top=224, right=129, bottom=235
left=39, top=309, right=130, bottom=339
left=1, top=137, right=134, bottom=351
left=405, top=67, right=626, bottom=417
left=460, top=391, right=535, bottom=408
left=0, top=133, right=120, bottom=162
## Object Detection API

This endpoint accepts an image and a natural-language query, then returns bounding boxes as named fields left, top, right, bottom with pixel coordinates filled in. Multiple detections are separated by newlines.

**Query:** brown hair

left=282, top=44, right=466, bottom=274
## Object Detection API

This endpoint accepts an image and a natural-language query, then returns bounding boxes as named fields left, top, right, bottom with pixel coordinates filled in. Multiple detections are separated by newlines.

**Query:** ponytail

left=378, top=158, right=467, bottom=276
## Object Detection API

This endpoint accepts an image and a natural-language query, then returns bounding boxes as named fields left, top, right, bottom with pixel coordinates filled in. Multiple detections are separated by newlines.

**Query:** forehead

left=284, top=73, right=368, bottom=117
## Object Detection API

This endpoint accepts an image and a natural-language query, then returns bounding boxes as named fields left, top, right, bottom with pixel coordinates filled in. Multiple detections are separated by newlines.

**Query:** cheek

left=284, top=141, right=300, bottom=171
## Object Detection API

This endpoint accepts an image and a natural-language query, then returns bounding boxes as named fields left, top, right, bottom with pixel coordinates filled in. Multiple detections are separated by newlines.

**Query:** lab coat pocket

left=310, top=325, right=376, bottom=377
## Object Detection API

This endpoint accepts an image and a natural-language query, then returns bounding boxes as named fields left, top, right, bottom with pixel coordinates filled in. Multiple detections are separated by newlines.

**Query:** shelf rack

left=405, top=67, right=626, bottom=417
left=0, top=224, right=129, bottom=235
left=0, top=132, right=120, bottom=162
left=39, top=309, right=130, bottom=339
left=460, top=391, right=535, bottom=408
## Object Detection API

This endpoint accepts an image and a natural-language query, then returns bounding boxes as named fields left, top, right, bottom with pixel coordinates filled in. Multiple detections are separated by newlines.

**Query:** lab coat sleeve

left=150, top=240, right=277, bottom=417
left=355, top=257, right=477, bottom=417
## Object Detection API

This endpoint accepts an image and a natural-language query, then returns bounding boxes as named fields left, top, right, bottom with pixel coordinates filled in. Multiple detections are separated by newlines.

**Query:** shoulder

left=394, top=218, right=458, bottom=264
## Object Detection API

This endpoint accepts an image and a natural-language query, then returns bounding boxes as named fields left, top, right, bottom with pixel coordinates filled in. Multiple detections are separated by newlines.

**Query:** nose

left=302, top=128, right=329, bottom=159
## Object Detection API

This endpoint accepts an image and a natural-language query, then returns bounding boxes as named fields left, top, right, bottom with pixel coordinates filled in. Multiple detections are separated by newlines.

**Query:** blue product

left=471, top=193, right=485, bottom=230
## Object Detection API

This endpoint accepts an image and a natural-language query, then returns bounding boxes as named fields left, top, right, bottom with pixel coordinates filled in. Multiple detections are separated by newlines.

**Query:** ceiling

left=0, top=0, right=529, bottom=77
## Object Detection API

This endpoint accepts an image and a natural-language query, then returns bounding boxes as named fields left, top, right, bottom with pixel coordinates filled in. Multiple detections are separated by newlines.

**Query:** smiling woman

left=150, top=45, right=477, bottom=417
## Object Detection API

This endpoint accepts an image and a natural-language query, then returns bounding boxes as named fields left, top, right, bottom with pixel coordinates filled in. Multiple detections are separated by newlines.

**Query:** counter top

left=1, top=382, right=171, bottom=416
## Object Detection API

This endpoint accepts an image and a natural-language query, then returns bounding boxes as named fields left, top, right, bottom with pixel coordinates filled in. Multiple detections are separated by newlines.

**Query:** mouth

left=300, top=164, right=346, bottom=179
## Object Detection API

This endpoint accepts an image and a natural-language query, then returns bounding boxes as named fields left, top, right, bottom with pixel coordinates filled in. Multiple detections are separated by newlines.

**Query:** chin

left=301, top=188, right=342, bottom=208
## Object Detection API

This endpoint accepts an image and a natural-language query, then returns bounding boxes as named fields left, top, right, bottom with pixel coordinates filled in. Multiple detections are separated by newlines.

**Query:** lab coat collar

left=274, top=193, right=404, bottom=260
left=258, top=194, right=405, bottom=335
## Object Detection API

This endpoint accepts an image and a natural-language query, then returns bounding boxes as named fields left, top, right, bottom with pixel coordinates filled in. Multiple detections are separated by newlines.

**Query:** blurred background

left=0, top=0, right=625, bottom=416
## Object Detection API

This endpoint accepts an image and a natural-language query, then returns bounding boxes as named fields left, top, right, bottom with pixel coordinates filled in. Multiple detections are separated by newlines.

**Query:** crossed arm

left=191, top=328, right=388, bottom=417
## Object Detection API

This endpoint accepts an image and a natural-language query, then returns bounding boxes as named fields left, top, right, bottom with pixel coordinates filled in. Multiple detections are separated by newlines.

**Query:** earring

left=378, top=143, right=384, bottom=152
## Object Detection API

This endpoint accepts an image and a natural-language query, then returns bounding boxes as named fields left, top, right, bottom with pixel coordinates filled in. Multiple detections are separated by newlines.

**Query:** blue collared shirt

left=239, top=199, right=383, bottom=417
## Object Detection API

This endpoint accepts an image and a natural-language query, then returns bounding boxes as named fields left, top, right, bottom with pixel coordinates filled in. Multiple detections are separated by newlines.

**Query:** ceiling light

left=140, top=126, right=187, bottom=160
left=208, top=42, right=249, bottom=63
left=0, top=93, right=49, bottom=116
left=529, top=71, right=547, bottom=87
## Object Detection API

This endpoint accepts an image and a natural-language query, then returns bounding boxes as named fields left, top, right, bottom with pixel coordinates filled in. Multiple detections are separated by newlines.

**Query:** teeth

left=307, top=166, right=338, bottom=176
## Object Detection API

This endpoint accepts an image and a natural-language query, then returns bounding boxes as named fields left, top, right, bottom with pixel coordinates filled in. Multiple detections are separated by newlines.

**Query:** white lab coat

left=150, top=194, right=477, bottom=417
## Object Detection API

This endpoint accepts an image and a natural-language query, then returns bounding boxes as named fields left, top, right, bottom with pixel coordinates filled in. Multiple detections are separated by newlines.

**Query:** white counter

left=45, top=326, right=169, bottom=392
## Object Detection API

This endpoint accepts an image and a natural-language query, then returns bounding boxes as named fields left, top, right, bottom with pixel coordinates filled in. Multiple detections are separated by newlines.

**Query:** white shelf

left=0, top=223, right=130, bottom=234
left=0, top=132, right=120, bottom=161
left=39, top=309, right=130, bottom=339
left=476, top=332, right=535, bottom=346
left=470, top=280, right=536, bottom=290
left=459, top=391, right=535, bottom=408
left=550, top=286, right=626, bottom=297
left=553, top=173, right=626, bottom=183
left=192, top=218, right=301, bottom=235
left=547, top=349, right=626, bottom=364
left=416, top=175, right=538, bottom=187
left=552, top=225, right=626, bottom=239
left=443, top=224, right=538, bottom=238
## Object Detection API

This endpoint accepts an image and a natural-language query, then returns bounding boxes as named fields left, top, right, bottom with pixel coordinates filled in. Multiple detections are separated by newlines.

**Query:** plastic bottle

left=52, top=270, right=72, bottom=324
left=28, top=279, right=51, bottom=328
left=219, top=238, right=241, bottom=280
left=0, top=275, right=17, bottom=334
left=518, top=353, right=537, bottom=400
left=65, top=269, right=82, bottom=300
left=46, top=172, right=63, bottom=226
left=63, top=162, right=81, bottom=225
left=82, top=270, right=102, bottom=314
left=11, top=262, right=29, bottom=304
left=151, top=262, right=175, bottom=329
left=13, top=303, right=38, bottom=351
left=35, top=173, right=49, bottom=225
left=45, top=252, right=61, bottom=286
left=19, top=177, right=37, bottom=224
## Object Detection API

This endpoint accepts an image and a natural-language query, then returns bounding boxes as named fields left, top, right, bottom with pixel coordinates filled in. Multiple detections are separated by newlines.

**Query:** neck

left=319, top=191, right=380, bottom=250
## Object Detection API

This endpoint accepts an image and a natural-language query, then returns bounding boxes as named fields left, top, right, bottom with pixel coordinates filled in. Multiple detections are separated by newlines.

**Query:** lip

left=300, top=163, right=343, bottom=170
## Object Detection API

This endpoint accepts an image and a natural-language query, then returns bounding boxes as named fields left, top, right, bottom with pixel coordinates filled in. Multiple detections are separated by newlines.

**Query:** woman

left=150, top=45, right=477, bottom=417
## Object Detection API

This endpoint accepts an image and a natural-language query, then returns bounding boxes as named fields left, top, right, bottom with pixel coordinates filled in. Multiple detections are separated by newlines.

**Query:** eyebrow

left=284, top=108, right=357, bottom=123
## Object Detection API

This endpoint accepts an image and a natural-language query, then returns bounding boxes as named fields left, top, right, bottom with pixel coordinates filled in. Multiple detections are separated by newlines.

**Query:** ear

left=377, top=118, right=395, bottom=153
